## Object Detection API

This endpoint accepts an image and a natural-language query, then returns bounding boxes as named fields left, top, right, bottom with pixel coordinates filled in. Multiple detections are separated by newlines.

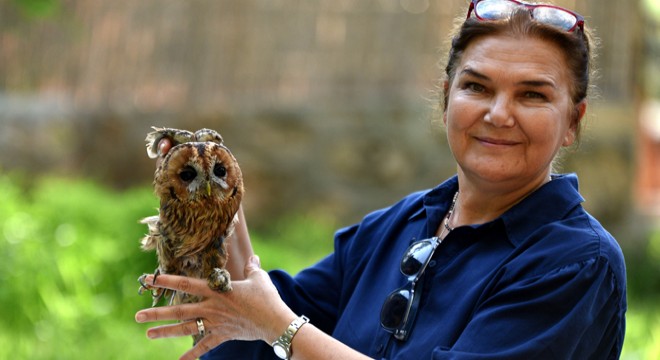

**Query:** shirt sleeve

left=267, top=222, right=365, bottom=334
left=430, top=257, right=626, bottom=360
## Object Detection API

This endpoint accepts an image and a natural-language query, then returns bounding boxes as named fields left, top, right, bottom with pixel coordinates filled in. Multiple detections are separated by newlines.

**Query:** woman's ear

left=442, top=80, right=450, bottom=126
left=563, top=100, right=587, bottom=146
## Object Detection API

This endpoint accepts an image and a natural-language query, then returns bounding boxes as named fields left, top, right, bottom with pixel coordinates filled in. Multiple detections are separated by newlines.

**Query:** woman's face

left=444, top=34, right=585, bottom=191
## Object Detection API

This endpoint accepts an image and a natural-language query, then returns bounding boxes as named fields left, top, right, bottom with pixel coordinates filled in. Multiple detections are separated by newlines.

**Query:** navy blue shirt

left=204, top=174, right=626, bottom=359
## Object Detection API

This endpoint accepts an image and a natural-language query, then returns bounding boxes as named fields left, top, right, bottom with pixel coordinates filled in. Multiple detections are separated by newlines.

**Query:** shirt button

left=376, top=344, right=384, bottom=353
left=428, top=260, right=437, bottom=268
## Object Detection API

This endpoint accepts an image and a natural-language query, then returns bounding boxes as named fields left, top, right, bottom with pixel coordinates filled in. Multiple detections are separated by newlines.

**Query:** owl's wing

left=145, top=127, right=196, bottom=159
left=194, top=128, right=224, bottom=145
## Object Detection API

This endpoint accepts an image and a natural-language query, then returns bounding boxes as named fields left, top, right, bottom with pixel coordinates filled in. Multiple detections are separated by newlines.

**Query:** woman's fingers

left=155, top=138, right=172, bottom=167
left=136, top=302, right=201, bottom=323
left=134, top=267, right=282, bottom=358
left=180, top=334, right=223, bottom=360
left=145, top=319, right=200, bottom=339
left=140, top=273, right=215, bottom=298
left=135, top=274, right=222, bottom=326
left=158, top=138, right=171, bottom=156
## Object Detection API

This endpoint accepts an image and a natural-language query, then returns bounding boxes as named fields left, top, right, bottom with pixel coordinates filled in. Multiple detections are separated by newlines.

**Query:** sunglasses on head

left=467, top=0, right=585, bottom=32
left=380, top=237, right=442, bottom=341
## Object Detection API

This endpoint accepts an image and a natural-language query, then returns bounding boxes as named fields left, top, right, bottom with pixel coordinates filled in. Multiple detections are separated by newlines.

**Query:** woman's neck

left=451, top=170, right=552, bottom=228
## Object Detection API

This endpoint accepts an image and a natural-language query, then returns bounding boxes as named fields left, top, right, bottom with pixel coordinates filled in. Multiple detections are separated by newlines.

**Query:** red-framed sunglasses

left=467, top=0, right=585, bottom=32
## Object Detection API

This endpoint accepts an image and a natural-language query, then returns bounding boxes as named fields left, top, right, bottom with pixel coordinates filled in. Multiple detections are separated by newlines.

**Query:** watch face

left=273, top=344, right=289, bottom=359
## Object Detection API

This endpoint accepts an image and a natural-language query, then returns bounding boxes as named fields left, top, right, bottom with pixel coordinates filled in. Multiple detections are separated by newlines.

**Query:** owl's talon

left=138, top=274, right=151, bottom=295
left=208, top=268, right=232, bottom=292
left=152, top=268, right=161, bottom=285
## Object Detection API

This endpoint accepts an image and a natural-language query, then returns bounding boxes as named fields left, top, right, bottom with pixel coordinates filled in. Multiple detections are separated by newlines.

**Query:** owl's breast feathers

left=158, top=193, right=241, bottom=258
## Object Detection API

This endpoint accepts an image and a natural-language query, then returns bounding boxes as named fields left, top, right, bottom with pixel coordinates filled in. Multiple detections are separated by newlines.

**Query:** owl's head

left=155, top=141, right=243, bottom=204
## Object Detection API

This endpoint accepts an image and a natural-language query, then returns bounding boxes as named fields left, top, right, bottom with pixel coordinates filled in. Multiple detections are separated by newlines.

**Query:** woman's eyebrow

left=460, top=67, right=557, bottom=89
left=459, top=68, right=489, bottom=81
left=517, top=79, right=557, bottom=89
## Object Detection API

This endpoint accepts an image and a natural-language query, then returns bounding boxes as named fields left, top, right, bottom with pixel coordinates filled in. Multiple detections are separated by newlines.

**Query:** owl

left=138, top=127, right=244, bottom=336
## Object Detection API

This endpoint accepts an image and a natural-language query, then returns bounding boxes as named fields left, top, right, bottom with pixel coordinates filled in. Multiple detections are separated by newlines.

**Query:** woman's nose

left=484, top=94, right=515, bottom=127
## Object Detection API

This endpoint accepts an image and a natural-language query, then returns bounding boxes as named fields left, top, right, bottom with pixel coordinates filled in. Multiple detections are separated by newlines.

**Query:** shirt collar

left=409, top=176, right=459, bottom=237
left=500, top=173, right=584, bottom=247
left=408, top=173, right=584, bottom=247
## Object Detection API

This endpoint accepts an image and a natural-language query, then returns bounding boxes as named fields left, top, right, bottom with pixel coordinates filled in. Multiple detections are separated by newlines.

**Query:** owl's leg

left=167, top=290, right=178, bottom=306
left=192, top=333, right=202, bottom=346
left=208, top=268, right=232, bottom=292
left=150, top=289, right=167, bottom=307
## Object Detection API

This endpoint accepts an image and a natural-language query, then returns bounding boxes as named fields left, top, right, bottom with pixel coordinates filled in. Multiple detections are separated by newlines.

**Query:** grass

left=0, top=173, right=657, bottom=358
left=622, top=299, right=660, bottom=360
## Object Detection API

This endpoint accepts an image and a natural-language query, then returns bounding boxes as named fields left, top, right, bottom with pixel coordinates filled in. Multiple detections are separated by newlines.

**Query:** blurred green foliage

left=0, top=173, right=333, bottom=358
left=12, top=0, right=60, bottom=18
left=0, top=173, right=658, bottom=358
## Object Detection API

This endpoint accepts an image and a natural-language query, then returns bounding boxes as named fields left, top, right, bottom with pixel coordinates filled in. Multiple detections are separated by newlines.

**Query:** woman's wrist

left=266, top=307, right=300, bottom=344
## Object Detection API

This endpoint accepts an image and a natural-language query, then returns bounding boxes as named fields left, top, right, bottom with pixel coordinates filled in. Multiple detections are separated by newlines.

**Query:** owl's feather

left=138, top=127, right=243, bottom=344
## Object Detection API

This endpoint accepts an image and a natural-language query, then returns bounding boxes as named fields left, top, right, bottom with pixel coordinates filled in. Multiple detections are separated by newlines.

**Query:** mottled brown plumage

left=138, top=127, right=244, bottom=343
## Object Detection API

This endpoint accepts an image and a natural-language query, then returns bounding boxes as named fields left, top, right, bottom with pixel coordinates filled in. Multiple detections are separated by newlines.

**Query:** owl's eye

left=179, top=166, right=197, bottom=182
left=214, top=163, right=227, bottom=178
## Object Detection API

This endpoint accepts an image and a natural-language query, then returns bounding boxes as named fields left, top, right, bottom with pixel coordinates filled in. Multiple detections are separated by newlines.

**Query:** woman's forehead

left=456, top=35, right=571, bottom=84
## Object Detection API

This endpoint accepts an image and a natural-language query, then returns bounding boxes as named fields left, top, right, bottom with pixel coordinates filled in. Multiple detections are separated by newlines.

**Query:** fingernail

left=136, top=312, right=146, bottom=322
left=250, top=255, right=261, bottom=267
left=158, top=141, right=167, bottom=156
left=147, top=330, right=157, bottom=339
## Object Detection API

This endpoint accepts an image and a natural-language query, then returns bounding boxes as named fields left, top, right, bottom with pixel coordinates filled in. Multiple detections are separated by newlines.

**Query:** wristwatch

left=271, top=315, right=309, bottom=359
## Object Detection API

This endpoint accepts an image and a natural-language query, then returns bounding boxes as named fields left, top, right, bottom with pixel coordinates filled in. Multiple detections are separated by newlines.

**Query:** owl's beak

left=206, top=181, right=212, bottom=197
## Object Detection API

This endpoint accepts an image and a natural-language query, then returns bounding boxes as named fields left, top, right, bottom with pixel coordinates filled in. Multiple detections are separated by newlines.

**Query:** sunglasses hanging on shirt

left=380, top=237, right=442, bottom=341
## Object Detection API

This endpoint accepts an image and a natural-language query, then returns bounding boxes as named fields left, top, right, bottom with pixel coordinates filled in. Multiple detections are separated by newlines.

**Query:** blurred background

left=1, top=0, right=659, bottom=358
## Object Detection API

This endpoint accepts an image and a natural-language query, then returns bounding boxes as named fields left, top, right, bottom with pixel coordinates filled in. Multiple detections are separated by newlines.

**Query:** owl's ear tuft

left=194, top=128, right=224, bottom=145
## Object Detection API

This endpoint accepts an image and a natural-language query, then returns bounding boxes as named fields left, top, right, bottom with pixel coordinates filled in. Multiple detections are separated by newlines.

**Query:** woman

left=136, top=1, right=627, bottom=359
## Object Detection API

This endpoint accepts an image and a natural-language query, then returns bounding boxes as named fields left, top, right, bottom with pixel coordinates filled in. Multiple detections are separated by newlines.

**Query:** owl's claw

left=138, top=270, right=166, bottom=306
left=208, top=268, right=232, bottom=292
left=138, top=274, right=150, bottom=295
left=152, top=268, right=161, bottom=284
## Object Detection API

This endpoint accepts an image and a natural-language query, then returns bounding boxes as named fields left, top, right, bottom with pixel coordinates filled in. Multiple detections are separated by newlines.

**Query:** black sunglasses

left=380, top=237, right=442, bottom=341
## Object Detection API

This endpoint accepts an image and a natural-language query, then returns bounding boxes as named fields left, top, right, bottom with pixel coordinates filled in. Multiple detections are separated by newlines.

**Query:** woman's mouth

left=475, top=136, right=520, bottom=146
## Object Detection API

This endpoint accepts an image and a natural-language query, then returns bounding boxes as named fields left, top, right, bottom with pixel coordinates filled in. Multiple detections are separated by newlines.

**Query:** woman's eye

left=524, top=91, right=547, bottom=100
left=465, top=82, right=485, bottom=93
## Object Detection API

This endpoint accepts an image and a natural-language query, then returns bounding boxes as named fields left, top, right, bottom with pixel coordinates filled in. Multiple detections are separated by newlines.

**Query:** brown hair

left=441, top=8, right=597, bottom=139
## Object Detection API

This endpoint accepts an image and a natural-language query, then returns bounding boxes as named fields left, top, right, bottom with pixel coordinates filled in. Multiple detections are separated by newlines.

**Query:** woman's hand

left=135, top=255, right=297, bottom=360
left=155, top=137, right=172, bottom=167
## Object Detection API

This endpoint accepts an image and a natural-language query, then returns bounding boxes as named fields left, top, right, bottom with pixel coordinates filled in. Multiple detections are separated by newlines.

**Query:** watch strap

left=272, top=315, right=309, bottom=359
